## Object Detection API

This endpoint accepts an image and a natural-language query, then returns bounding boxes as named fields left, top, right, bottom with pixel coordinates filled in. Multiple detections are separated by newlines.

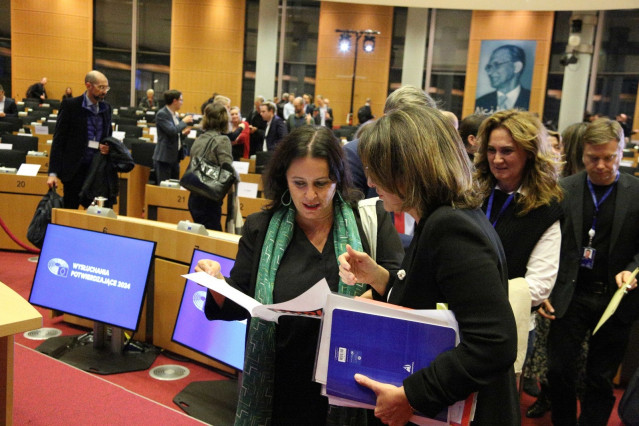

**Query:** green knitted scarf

left=235, top=198, right=365, bottom=425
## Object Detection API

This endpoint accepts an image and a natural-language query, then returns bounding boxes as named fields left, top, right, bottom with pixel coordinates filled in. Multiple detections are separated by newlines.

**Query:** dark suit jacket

left=256, top=115, right=288, bottom=151
left=313, top=107, right=333, bottom=129
left=2, top=97, right=18, bottom=117
left=49, top=95, right=113, bottom=182
left=27, top=82, right=46, bottom=100
left=390, top=206, right=519, bottom=425
left=152, top=106, right=188, bottom=164
left=551, top=171, right=639, bottom=323
left=474, top=86, right=531, bottom=112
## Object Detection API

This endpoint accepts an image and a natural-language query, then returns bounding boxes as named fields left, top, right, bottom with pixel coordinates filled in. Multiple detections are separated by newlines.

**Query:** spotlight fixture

left=362, top=35, right=375, bottom=53
left=339, top=33, right=351, bottom=52
left=335, top=28, right=381, bottom=125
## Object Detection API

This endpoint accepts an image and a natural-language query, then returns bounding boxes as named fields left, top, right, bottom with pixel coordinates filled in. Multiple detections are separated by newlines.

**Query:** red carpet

left=13, top=343, right=205, bottom=425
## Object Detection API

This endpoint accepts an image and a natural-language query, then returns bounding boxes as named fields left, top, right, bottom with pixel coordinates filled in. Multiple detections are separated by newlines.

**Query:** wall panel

left=170, top=0, right=245, bottom=113
left=316, top=2, right=393, bottom=127
left=462, top=10, right=554, bottom=119
left=10, top=1, right=92, bottom=101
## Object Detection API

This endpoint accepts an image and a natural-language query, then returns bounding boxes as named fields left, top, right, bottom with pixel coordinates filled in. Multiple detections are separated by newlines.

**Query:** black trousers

left=188, top=193, right=222, bottom=231
left=548, top=285, right=632, bottom=426
left=153, top=160, right=179, bottom=185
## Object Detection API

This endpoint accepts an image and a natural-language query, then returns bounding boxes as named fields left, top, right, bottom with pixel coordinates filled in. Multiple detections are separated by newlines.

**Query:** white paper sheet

left=182, top=271, right=330, bottom=323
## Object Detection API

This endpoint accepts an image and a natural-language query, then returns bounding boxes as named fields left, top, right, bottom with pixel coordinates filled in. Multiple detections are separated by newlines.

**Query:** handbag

left=27, top=188, right=64, bottom=248
left=180, top=136, right=236, bottom=202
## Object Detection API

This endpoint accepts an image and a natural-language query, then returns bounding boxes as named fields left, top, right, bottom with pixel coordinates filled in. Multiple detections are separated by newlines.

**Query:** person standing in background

left=47, top=71, right=112, bottom=209
left=152, top=89, right=193, bottom=184
left=26, top=77, right=48, bottom=101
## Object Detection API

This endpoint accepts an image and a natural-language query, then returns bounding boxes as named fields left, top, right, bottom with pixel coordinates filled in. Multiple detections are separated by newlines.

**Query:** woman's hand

left=354, top=374, right=413, bottom=426
left=338, top=244, right=389, bottom=295
left=195, top=259, right=226, bottom=307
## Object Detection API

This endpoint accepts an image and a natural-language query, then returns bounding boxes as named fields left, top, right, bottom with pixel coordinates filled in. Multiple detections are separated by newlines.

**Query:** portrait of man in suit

left=475, top=41, right=535, bottom=114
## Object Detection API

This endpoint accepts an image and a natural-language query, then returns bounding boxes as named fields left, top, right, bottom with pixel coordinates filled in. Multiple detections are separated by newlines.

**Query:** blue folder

left=326, top=308, right=457, bottom=407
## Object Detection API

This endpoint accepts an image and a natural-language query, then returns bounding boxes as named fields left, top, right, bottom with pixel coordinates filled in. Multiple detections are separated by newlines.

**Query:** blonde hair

left=359, top=105, right=481, bottom=217
left=474, top=110, right=563, bottom=216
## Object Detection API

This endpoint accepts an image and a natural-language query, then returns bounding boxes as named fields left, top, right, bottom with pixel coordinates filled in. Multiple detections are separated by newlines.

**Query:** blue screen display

left=171, top=249, right=246, bottom=371
left=29, top=224, right=156, bottom=331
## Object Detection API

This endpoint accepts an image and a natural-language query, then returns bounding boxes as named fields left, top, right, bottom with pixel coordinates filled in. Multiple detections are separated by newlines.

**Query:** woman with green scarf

left=198, top=125, right=403, bottom=425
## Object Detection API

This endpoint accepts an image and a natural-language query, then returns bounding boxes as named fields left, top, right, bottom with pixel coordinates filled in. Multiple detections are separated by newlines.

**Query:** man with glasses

left=538, top=118, right=639, bottom=425
left=475, top=44, right=530, bottom=113
left=47, top=70, right=113, bottom=209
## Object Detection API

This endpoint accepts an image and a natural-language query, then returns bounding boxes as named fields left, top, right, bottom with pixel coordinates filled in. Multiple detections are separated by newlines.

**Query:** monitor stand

left=173, top=373, right=241, bottom=425
left=36, top=322, right=159, bottom=375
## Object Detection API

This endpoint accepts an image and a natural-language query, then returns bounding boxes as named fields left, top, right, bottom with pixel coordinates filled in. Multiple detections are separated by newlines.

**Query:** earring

left=281, top=189, right=291, bottom=206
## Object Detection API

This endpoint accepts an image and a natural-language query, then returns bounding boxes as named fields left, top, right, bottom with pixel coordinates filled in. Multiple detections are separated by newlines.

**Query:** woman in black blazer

left=339, top=105, right=520, bottom=425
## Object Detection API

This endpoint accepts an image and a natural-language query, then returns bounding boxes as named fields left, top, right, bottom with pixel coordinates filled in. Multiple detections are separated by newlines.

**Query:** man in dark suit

left=26, top=77, right=48, bottom=101
left=475, top=45, right=530, bottom=113
left=313, top=94, right=333, bottom=129
left=539, top=118, right=639, bottom=425
left=152, top=89, right=193, bottom=184
left=255, top=101, right=287, bottom=151
left=47, top=71, right=113, bottom=209
left=0, top=84, right=18, bottom=117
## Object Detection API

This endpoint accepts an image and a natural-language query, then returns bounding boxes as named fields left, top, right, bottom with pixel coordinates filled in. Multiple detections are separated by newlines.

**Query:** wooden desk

left=240, top=157, right=256, bottom=173
left=0, top=281, right=42, bottom=425
left=144, top=184, right=192, bottom=223
left=0, top=174, right=61, bottom=251
left=117, top=166, right=150, bottom=218
left=51, top=209, right=240, bottom=374
left=25, top=155, right=49, bottom=174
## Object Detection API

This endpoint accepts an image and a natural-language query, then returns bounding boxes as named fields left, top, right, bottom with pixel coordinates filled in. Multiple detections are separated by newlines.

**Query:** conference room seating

left=113, top=115, right=139, bottom=126
left=0, top=117, right=25, bottom=133
left=46, top=122, right=57, bottom=134
left=0, top=122, right=16, bottom=134
left=0, top=134, right=39, bottom=153
left=122, top=137, right=146, bottom=151
left=46, top=99, right=61, bottom=109
left=117, top=124, right=144, bottom=138
left=0, top=150, right=27, bottom=168
left=255, top=150, right=274, bottom=174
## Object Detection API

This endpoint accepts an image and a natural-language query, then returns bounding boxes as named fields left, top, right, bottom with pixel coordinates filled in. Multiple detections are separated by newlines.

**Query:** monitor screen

left=29, top=224, right=156, bottom=331
left=172, top=249, right=246, bottom=371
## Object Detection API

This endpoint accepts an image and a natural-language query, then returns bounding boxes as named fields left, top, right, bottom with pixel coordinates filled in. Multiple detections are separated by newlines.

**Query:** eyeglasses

left=93, top=84, right=111, bottom=92
left=584, top=153, right=618, bottom=164
left=485, top=60, right=512, bottom=73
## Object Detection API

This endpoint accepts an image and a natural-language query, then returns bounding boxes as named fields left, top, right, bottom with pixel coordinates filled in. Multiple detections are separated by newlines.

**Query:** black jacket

left=79, top=137, right=134, bottom=207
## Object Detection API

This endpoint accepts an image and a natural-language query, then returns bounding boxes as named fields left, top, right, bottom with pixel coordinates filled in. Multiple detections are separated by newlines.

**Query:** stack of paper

left=314, top=293, right=475, bottom=426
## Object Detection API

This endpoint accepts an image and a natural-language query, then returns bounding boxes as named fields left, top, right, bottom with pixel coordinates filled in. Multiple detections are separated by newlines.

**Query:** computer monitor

left=171, top=248, right=246, bottom=425
left=29, top=223, right=159, bottom=374
left=172, top=249, right=246, bottom=371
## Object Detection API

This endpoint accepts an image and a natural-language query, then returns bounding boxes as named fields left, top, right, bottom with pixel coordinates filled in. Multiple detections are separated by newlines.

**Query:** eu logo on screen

left=48, top=258, right=69, bottom=277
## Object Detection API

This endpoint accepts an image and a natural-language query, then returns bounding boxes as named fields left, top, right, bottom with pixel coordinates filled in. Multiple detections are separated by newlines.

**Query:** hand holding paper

left=593, top=267, right=639, bottom=335
left=354, top=374, right=413, bottom=426
left=182, top=271, right=330, bottom=323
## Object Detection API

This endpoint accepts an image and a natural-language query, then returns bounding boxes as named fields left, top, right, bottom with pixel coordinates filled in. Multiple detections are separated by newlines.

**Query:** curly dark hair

left=263, top=126, right=361, bottom=211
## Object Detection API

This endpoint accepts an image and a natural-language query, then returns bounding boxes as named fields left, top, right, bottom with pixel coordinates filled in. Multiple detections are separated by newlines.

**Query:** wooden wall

left=462, top=11, right=554, bottom=119
left=170, top=0, right=245, bottom=114
left=10, top=1, right=92, bottom=102
left=315, top=2, right=393, bottom=127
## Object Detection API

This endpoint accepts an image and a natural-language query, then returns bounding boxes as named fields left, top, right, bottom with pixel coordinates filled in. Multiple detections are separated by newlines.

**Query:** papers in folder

left=314, top=293, right=476, bottom=426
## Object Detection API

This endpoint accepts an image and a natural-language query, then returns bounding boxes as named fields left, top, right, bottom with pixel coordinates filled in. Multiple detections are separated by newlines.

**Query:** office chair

left=117, top=124, right=144, bottom=138
left=0, top=134, right=39, bottom=152
left=0, top=150, right=27, bottom=168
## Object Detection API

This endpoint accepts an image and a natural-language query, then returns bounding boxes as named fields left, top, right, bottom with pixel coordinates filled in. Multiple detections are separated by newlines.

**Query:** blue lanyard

left=586, top=171, right=619, bottom=233
left=486, top=187, right=516, bottom=227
